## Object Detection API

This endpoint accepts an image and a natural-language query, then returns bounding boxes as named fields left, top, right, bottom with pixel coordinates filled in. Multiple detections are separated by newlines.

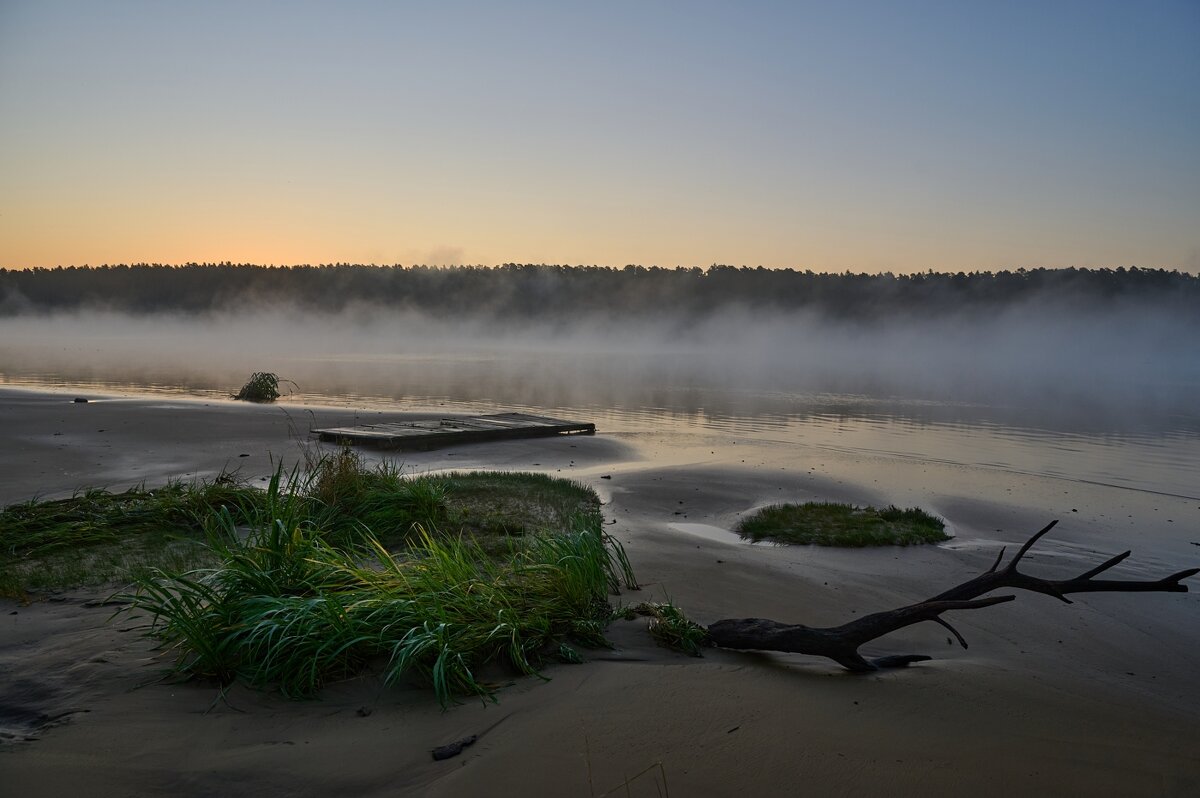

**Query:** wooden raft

left=311, top=412, right=595, bottom=451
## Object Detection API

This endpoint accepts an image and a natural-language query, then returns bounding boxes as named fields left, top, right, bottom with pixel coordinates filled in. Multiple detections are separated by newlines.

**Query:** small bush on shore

left=233, top=372, right=291, bottom=402
left=736, top=501, right=948, bottom=546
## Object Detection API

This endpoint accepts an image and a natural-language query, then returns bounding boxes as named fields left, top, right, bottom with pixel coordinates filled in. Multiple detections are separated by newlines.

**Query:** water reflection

left=668, top=523, right=751, bottom=545
left=2, top=348, right=1197, bottom=500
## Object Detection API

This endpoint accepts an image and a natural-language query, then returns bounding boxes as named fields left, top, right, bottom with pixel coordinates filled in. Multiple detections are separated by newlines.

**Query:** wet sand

left=2, top=387, right=1199, bottom=796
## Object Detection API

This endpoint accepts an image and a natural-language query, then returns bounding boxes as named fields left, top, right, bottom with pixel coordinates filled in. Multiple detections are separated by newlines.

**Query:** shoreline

left=2, top=388, right=1198, bottom=795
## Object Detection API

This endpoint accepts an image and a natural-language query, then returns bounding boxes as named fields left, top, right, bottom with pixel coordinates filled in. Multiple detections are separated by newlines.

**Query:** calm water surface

left=4, top=349, right=1197, bottom=501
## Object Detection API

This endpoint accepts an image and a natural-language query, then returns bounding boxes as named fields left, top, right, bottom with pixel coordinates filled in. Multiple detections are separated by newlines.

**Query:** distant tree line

left=0, top=263, right=1195, bottom=321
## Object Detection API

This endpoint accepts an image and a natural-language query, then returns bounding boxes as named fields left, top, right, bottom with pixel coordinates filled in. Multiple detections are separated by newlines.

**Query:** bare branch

left=987, top=546, right=1007, bottom=574
left=1079, top=550, right=1131, bottom=580
left=932, top=616, right=968, bottom=649
left=1007, top=520, right=1058, bottom=569
left=706, top=522, right=1196, bottom=671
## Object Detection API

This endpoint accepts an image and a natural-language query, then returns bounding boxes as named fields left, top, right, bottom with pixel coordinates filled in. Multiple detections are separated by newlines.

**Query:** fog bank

left=2, top=297, right=1196, bottom=435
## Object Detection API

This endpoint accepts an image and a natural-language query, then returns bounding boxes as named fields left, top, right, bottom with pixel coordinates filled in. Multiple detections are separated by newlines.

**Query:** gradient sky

left=1, top=1, right=1197, bottom=273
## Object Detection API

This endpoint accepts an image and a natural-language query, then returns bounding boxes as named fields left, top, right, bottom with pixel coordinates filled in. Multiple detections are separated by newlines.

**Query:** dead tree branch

left=706, top=521, right=1198, bottom=671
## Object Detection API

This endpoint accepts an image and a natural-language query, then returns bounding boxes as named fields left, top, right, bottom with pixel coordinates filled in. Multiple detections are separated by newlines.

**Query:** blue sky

left=2, top=1, right=1197, bottom=271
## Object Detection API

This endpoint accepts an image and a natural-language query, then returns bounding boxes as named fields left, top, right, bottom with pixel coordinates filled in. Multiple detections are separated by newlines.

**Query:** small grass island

left=736, top=501, right=949, bottom=547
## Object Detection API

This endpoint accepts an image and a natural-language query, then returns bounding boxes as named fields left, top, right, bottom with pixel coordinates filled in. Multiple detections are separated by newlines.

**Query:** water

left=3, top=347, right=1197, bottom=502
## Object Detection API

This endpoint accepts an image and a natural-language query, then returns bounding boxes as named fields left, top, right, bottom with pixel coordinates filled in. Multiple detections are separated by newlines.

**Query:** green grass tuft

left=2, top=449, right=635, bottom=705
left=0, top=476, right=263, bottom=598
left=232, top=371, right=293, bottom=402
left=436, top=470, right=600, bottom=537
left=736, top=501, right=948, bottom=546
left=0, top=451, right=604, bottom=600
left=121, top=517, right=629, bottom=704
left=0, top=478, right=261, bottom=560
left=631, top=602, right=709, bottom=656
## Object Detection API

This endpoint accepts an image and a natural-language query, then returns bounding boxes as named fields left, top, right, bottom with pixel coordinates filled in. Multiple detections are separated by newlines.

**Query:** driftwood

left=706, top=521, right=1198, bottom=671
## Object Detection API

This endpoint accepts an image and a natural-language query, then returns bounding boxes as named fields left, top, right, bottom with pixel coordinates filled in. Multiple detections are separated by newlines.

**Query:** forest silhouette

left=1, top=263, right=1195, bottom=322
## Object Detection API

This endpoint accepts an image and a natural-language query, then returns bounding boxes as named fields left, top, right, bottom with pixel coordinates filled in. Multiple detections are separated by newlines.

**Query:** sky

left=1, top=1, right=1197, bottom=273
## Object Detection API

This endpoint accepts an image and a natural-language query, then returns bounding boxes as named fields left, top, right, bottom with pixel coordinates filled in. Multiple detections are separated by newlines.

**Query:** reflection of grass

left=736, top=502, right=948, bottom=546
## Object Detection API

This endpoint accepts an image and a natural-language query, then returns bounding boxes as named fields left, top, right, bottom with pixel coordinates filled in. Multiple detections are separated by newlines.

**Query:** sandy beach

left=2, top=387, right=1198, bottom=796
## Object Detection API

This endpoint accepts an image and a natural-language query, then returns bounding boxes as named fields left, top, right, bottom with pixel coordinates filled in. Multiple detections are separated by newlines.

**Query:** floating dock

left=311, top=412, right=595, bottom=451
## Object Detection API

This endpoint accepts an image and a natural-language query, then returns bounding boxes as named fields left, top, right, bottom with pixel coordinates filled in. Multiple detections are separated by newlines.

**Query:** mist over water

left=3, top=300, right=1198, bottom=498
left=2, top=301, right=1196, bottom=417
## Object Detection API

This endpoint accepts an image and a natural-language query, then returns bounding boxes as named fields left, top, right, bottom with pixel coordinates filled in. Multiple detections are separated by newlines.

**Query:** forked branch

left=706, top=521, right=1197, bottom=671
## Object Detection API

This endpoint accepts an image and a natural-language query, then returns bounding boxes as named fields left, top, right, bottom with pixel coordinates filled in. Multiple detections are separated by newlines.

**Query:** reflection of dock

left=311, top=412, right=595, bottom=450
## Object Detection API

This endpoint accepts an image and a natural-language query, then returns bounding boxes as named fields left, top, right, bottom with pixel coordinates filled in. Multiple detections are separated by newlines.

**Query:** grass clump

left=122, top=506, right=629, bottom=704
left=300, top=450, right=602, bottom=553
left=438, top=470, right=600, bottom=541
left=232, top=371, right=293, bottom=402
left=629, top=602, right=708, bottom=656
left=736, top=501, right=948, bottom=547
left=3, top=446, right=636, bottom=704
left=0, top=479, right=261, bottom=560
left=301, top=447, right=449, bottom=546
left=0, top=477, right=264, bottom=599
left=0, top=448, right=604, bottom=600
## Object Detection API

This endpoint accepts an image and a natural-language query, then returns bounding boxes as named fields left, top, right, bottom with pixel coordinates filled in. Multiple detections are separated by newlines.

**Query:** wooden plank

left=440, top=418, right=526, bottom=431
left=492, top=412, right=583, bottom=425
left=312, top=412, right=595, bottom=450
left=315, top=425, right=440, bottom=438
left=448, top=416, right=529, bottom=427
left=487, top=412, right=595, bottom=430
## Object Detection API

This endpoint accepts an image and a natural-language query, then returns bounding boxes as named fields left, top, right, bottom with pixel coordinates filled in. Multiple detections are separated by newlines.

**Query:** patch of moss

left=736, top=501, right=948, bottom=547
